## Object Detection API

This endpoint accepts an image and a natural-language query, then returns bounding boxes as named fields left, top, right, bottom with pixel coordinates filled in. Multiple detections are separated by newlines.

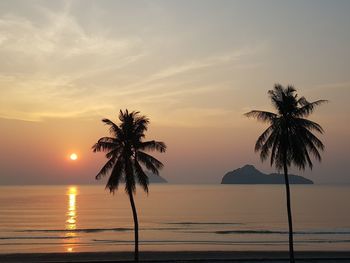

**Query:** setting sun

left=70, top=153, right=78, bottom=161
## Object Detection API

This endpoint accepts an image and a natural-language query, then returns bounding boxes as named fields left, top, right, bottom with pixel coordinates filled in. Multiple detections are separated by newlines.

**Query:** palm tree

left=92, top=109, right=166, bottom=262
left=245, top=84, right=327, bottom=263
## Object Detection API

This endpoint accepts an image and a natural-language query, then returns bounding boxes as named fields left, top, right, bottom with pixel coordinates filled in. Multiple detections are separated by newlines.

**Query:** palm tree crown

left=92, top=109, right=166, bottom=193
left=245, top=84, right=327, bottom=171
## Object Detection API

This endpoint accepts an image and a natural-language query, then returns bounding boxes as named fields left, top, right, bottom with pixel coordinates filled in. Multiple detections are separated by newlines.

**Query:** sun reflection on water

left=65, top=186, right=78, bottom=252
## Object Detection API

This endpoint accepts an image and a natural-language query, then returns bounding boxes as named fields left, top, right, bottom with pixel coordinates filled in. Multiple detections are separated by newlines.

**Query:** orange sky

left=0, top=105, right=349, bottom=184
left=0, top=1, right=350, bottom=184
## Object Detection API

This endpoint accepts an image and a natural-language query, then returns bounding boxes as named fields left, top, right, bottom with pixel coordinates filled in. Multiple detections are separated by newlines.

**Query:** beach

left=1, top=251, right=350, bottom=263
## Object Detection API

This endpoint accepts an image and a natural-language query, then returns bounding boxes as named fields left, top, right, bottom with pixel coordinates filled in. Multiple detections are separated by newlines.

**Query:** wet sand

left=1, top=251, right=350, bottom=262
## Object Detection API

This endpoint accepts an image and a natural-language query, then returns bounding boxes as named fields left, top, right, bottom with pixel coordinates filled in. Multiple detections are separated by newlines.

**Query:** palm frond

left=136, top=151, right=164, bottom=175
left=254, top=125, right=274, bottom=152
left=134, top=115, right=149, bottom=135
left=290, top=131, right=313, bottom=170
left=92, top=139, right=119, bottom=153
left=133, top=159, right=149, bottom=193
left=297, top=96, right=309, bottom=106
left=301, top=128, right=324, bottom=160
left=106, top=156, right=124, bottom=193
left=95, top=156, right=116, bottom=180
left=285, top=85, right=296, bottom=96
left=270, top=134, right=280, bottom=167
left=289, top=130, right=308, bottom=170
left=97, top=136, right=117, bottom=143
left=302, top=147, right=313, bottom=169
left=303, top=128, right=325, bottom=151
left=268, top=84, right=299, bottom=116
left=295, top=100, right=328, bottom=117
left=119, top=109, right=132, bottom=122
left=105, top=149, right=121, bottom=159
left=274, top=140, right=287, bottom=170
left=268, top=84, right=285, bottom=110
left=304, top=140, right=322, bottom=163
left=102, top=118, right=124, bottom=138
left=244, top=110, right=277, bottom=123
left=140, top=140, right=167, bottom=153
left=294, top=118, right=324, bottom=133
left=258, top=128, right=279, bottom=161
left=124, top=159, right=136, bottom=195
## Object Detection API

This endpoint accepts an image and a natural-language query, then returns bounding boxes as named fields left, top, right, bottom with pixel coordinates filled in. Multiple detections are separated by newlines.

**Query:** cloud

left=0, top=1, right=266, bottom=124
left=0, top=3, right=144, bottom=121
left=151, top=106, right=237, bottom=127
left=150, top=51, right=246, bottom=79
left=112, top=45, right=263, bottom=97
left=0, top=7, right=142, bottom=69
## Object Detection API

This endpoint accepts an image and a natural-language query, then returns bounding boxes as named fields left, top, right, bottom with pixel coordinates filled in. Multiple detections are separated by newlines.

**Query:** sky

left=0, top=0, right=350, bottom=185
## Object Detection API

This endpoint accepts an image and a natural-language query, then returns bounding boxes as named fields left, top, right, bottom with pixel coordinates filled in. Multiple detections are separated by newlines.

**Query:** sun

left=70, top=153, right=78, bottom=161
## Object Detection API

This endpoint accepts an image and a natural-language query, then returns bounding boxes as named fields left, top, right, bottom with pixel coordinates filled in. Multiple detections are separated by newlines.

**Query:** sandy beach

left=1, top=251, right=350, bottom=263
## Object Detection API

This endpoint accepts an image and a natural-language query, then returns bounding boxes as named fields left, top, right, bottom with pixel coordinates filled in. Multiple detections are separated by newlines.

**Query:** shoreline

left=1, top=251, right=350, bottom=263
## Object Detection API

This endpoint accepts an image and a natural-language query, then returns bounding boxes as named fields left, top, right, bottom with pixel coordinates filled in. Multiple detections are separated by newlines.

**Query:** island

left=221, top=164, right=313, bottom=184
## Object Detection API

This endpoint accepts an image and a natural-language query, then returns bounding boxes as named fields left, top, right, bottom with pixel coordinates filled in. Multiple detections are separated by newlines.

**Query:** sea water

left=0, top=184, right=349, bottom=253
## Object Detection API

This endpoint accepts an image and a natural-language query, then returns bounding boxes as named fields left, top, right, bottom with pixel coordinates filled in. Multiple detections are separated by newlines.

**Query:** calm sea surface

left=0, top=184, right=349, bottom=253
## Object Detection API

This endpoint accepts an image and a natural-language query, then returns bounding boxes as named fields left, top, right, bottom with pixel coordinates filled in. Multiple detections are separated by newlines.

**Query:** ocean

left=0, top=184, right=349, bottom=253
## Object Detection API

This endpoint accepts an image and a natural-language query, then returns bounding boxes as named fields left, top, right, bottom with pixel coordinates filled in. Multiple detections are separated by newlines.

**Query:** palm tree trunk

left=128, top=192, right=139, bottom=262
left=283, top=163, right=295, bottom=263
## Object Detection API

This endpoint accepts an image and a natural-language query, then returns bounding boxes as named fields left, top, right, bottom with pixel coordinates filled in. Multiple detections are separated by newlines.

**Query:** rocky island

left=221, top=164, right=313, bottom=184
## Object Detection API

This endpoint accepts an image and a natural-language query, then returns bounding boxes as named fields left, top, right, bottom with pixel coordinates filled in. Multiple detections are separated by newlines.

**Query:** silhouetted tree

left=92, top=110, right=166, bottom=262
left=245, top=84, right=326, bottom=263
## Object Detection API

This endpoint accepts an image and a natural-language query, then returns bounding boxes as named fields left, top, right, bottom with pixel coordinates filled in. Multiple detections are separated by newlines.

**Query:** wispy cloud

left=112, top=45, right=263, bottom=97
left=0, top=3, right=144, bottom=121
left=0, top=1, right=266, bottom=124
